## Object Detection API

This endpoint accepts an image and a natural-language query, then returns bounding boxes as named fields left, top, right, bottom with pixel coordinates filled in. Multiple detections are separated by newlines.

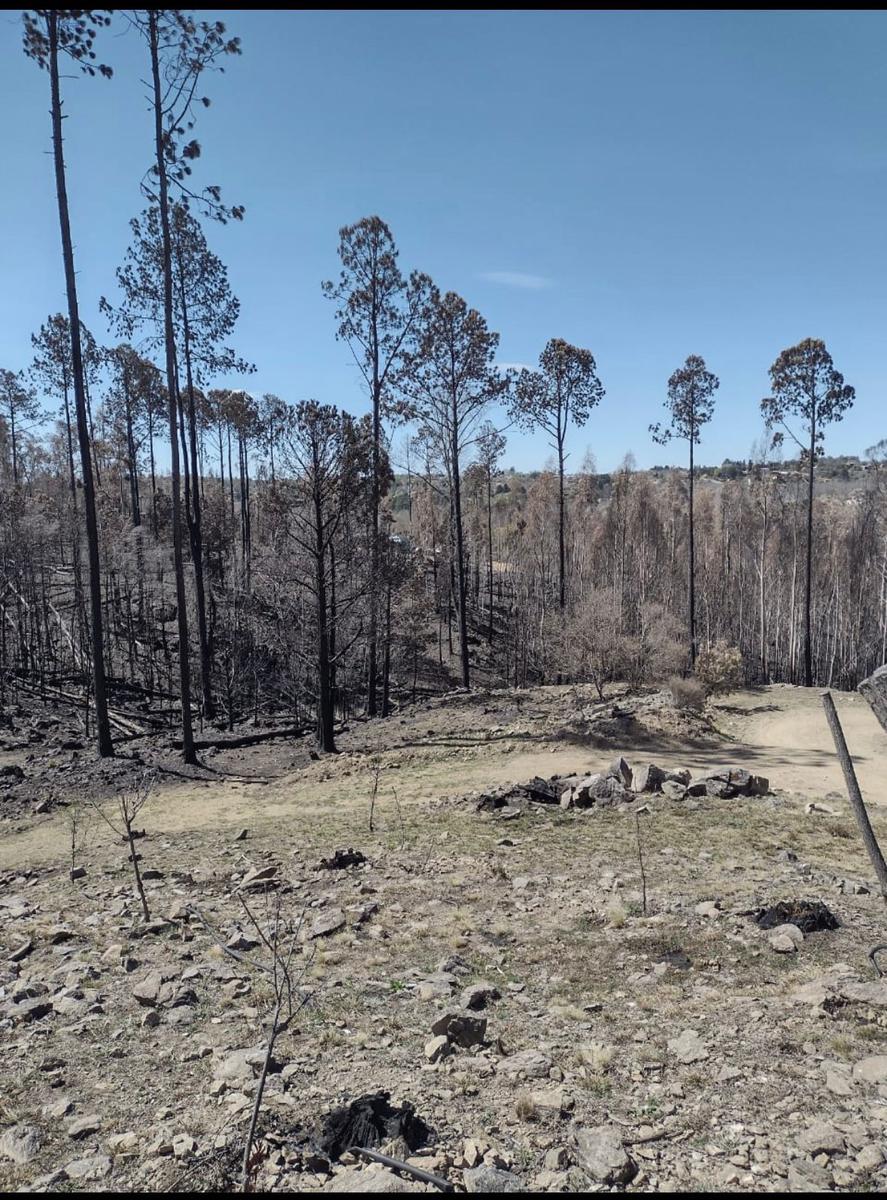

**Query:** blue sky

left=1, top=9, right=885, bottom=471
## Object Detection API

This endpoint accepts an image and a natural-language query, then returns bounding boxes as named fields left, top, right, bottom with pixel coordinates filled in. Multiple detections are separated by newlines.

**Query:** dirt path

left=493, top=686, right=885, bottom=803
left=710, top=685, right=885, bottom=801
left=2, top=685, right=884, bottom=870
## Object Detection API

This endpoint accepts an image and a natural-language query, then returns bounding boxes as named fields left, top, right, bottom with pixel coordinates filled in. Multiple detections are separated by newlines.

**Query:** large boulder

left=661, top=779, right=688, bottom=800
left=607, top=757, right=633, bottom=787
left=566, top=774, right=631, bottom=809
left=630, top=763, right=666, bottom=794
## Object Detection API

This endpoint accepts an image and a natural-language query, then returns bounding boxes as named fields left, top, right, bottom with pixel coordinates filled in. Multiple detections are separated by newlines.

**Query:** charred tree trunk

left=688, top=431, right=697, bottom=669
left=148, top=10, right=196, bottom=764
left=122, top=366, right=141, bottom=528
left=313, top=481, right=336, bottom=753
left=557, top=430, right=566, bottom=611
left=487, top=469, right=494, bottom=643
left=146, top=400, right=158, bottom=538
left=804, top=417, right=816, bottom=687
left=329, top=540, right=337, bottom=720
left=451, top=409, right=470, bottom=688
left=382, top=564, right=392, bottom=717
left=177, top=270, right=214, bottom=718
left=48, top=11, right=113, bottom=758
left=367, top=368, right=381, bottom=717
left=9, top=406, right=18, bottom=485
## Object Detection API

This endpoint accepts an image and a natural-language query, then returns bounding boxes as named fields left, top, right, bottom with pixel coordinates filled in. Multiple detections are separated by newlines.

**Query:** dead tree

left=89, top=773, right=155, bottom=922
left=22, top=10, right=115, bottom=757
left=188, top=895, right=313, bottom=1193
left=66, top=799, right=90, bottom=881
left=821, top=690, right=887, bottom=899
left=280, top=401, right=373, bottom=752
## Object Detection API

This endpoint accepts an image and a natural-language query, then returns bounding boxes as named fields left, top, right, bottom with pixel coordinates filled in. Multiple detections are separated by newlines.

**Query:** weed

left=581, top=1076, right=612, bottom=1097
left=453, top=1072, right=478, bottom=1096
left=578, top=1041, right=615, bottom=1073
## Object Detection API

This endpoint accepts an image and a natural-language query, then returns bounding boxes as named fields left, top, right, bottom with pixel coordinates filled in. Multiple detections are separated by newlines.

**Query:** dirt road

left=1, top=684, right=883, bottom=870
left=713, top=685, right=884, bottom=801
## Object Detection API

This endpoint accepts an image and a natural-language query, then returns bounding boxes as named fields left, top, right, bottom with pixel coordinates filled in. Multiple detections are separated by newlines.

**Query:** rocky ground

left=2, top=683, right=887, bottom=1193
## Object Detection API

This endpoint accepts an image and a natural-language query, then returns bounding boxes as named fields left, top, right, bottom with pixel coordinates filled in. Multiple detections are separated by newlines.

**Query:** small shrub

left=668, top=674, right=706, bottom=711
left=454, top=1071, right=478, bottom=1096
left=515, top=1092, right=538, bottom=1121
left=695, top=641, right=743, bottom=694
left=605, top=898, right=628, bottom=928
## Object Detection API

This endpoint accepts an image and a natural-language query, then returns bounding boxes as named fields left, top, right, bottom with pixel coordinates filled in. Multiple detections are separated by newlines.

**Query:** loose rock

left=668, top=1029, right=708, bottom=1064
left=0, top=1125, right=41, bottom=1165
left=498, top=1050, right=553, bottom=1079
left=464, top=1165, right=526, bottom=1192
left=309, top=909, right=347, bottom=940
left=573, top=1125, right=636, bottom=1185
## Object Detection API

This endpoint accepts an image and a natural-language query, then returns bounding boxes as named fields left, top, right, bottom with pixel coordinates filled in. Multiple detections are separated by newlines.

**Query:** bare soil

left=2, top=683, right=887, bottom=1193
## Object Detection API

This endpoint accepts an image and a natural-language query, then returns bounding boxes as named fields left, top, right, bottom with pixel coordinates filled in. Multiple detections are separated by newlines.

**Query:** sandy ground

left=1, top=684, right=882, bottom=872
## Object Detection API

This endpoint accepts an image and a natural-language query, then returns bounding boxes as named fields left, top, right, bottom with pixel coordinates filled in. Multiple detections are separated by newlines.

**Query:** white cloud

left=479, top=271, right=553, bottom=290
left=496, top=362, right=534, bottom=374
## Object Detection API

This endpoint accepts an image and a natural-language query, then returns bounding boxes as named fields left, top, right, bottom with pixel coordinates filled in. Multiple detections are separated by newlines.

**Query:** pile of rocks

left=470, top=758, right=771, bottom=815
left=558, top=757, right=770, bottom=810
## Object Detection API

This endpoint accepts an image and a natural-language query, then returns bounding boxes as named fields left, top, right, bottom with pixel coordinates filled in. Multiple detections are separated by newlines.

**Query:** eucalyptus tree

left=399, top=282, right=508, bottom=687
left=124, top=10, right=243, bottom=760
left=322, top=217, right=423, bottom=716
left=22, top=10, right=114, bottom=756
left=650, top=355, right=719, bottom=667
left=0, top=370, right=41, bottom=485
left=280, top=401, right=373, bottom=752
left=511, top=338, right=604, bottom=609
left=761, top=338, right=855, bottom=686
